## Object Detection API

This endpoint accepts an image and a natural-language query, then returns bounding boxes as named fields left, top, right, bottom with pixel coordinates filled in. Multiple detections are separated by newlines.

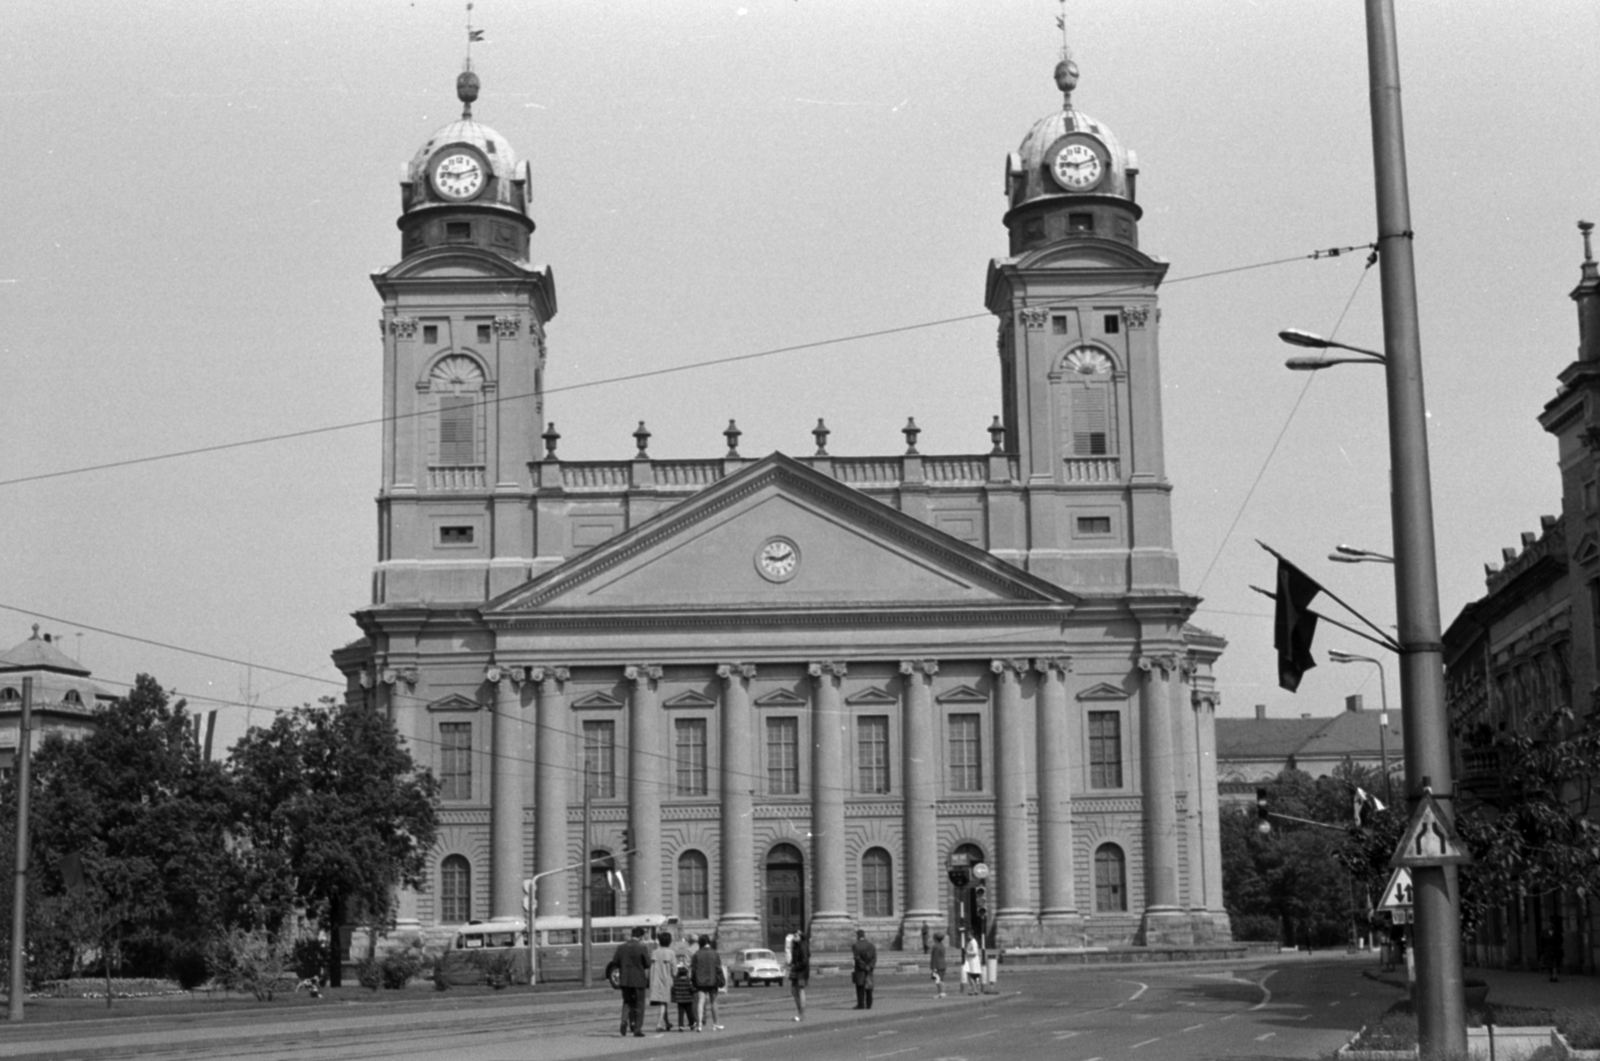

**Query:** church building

left=334, top=50, right=1230, bottom=952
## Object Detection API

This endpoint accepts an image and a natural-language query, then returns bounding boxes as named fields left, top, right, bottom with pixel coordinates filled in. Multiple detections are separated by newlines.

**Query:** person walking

left=929, top=931, right=947, bottom=998
left=962, top=932, right=982, bottom=995
left=851, top=929, right=878, bottom=1010
left=1541, top=923, right=1564, bottom=982
left=690, top=934, right=724, bottom=1031
left=670, top=960, right=697, bottom=1031
left=649, top=931, right=677, bottom=1031
left=613, top=926, right=652, bottom=1037
left=788, top=929, right=810, bottom=1021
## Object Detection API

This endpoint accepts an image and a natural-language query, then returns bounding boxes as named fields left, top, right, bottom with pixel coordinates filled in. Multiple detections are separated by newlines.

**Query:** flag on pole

left=468, top=29, right=484, bottom=42
left=1274, top=556, right=1323, bottom=691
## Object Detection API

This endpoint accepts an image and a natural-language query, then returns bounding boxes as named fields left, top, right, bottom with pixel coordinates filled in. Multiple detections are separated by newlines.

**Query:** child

left=671, top=961, right=697, bottom=1031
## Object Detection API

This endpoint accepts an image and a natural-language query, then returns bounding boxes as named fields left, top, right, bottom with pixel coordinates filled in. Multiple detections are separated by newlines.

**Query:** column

left=378, top=666, right=421, bottom=929
left=533, top=666, right=571, bottom=920
left=488, top=664, right=526, bottom=920
left=626, top=664, right=664, bottom=917
left=899, top=660, right=941, bottom=936
left=1137, top=654, right=1192, bottom=945
left=808, top=661, right=852, bottom=947
left=991, top=658, right=1035, bottom=944
left=1193, top=690, right=1227, bottom=933
left=717, top=664, right=760, bottom=949
left=1035, top=657, right=1081, bottom=941
left=1174, top=659, right=1204, bottom=923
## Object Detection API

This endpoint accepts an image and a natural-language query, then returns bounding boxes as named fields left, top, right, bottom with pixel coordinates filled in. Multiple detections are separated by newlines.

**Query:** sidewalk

left=1363, top=961, right=1597, bottom=1012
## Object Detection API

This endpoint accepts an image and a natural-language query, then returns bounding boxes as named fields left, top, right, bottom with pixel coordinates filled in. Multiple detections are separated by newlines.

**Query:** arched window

left=1094, top=844, right=1127, bottom=912
left=589, top=849, right=617, bottom=917
left=1059, top=346, right=1118, bottom=458
left=678, top=850, right=709, bottom=920
left=429, top=355, right=486, bottom=467
left=861, top=848, right=893, bottom=918
left=440, top=855, right=471, bottom=924
left=63, top=689, right=82, bottom=704
left=0, top=687, right=18, bottom=702
left=951, top=842, right=985, bottom=869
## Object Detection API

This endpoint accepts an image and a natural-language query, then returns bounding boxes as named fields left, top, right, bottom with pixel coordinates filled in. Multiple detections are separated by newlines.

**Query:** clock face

left=432, top=151, right=486, bottom=201
left=1047, top=137, right=1105, bottom=192
left=756, top=537, right=800, bottom=582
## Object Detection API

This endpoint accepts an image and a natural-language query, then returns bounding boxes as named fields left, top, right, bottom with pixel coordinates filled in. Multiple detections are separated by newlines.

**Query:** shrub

left=355, top=957, right=382, bottom=991
left=378, top=941, right=424, bottom=989
left=209, top=929, right=293, bottom=1002
left=483, top=951, right=515, bottom=990
left=1556, top=1008, right=1600, bottom=1050
left=169, top=944, right=210, bottom=990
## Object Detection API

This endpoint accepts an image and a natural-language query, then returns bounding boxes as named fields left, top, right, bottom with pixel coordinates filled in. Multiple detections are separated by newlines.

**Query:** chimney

left=1346, top=694, right=1364, bottom=713
left=1575, top=221, right=1600, bottom=362
left=1255, top=704, right=1266, bottom=720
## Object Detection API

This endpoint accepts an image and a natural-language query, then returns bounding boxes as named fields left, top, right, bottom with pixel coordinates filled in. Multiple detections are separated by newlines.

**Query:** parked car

left=728, top=947, right=785, bottom=986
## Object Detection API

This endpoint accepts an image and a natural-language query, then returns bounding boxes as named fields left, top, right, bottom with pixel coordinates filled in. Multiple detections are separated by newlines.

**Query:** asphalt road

left=57, top=956, right=1394, bottom=1061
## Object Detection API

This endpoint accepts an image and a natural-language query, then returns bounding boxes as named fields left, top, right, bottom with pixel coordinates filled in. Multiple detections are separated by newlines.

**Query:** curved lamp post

left=1279, top=329, right=1388, bottom=371
left=1330, top=543, right=1395, bottom=565
left=1327, top=650, right=1395, bottom=804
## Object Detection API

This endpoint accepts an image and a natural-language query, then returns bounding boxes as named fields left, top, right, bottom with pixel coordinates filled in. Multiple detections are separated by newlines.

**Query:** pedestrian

left=851, top=928, right=877, bottom=1010
left=962, top=932, right=982, bottom=995
left=784, top=929, right=797, bottom=968
left=929, top=931, right=947, bottom=998
left=671, top=959, right=697, bottom=1031
left=612, top=925, right=652, bottom=1037
left=788, top=929, right=810, bottom=1021
left=1541, top=923, right=1564, bottom=983
left=920, top=920, right=930, bottom=954
left=690, top=934, right=724, bottom=1031
left=649, top=931, right=676, bottom=1031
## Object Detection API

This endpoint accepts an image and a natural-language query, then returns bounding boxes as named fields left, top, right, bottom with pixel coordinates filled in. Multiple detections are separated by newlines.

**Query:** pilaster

left=991, top=658, right=1036, bottom=944
left=808, top=661, right=853, bottom=948
left=625, top=664, right=665, bottom=917
left=1035, top=656, right=1083, bottom=943
left=487, top=664, right=525, bottom=921
left=533, top=666, right=571, bottom=919
left=717, top=663, right=762, bottom=950
left=1137, top=653, right=1191, bottom=945
left=899, top=660, right=942, bottom=939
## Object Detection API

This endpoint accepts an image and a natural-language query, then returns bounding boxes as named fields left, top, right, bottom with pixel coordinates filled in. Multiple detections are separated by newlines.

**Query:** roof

left=1217, top=710, right=1403, bottom=763
left=0, top=627, right=90, bottom=676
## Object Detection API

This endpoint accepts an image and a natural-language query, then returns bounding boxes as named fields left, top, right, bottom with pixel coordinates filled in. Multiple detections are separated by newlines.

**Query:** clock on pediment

left=755, top=536, right=800, bottom=583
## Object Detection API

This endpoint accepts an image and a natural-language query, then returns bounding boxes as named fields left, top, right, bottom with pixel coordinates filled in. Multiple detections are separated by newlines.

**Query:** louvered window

left=1071, top=386, right=1109, bottom=455
left=438, top=396, right=475, bottom=465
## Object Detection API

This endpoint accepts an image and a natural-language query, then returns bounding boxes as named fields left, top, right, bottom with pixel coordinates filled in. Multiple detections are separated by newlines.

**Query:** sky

left=4, top=0, right=1598, bottom=756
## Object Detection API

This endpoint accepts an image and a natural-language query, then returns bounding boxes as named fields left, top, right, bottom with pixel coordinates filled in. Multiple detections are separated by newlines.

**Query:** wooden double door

left=764, top=843, right=804, bottom=950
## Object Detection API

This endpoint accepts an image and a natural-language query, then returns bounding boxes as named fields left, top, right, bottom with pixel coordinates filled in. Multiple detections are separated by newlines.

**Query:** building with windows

left=1215, top=700, right=1403, bottom=808
left=0, top=625, right=114, bottom=777
left=334, top=54, right=1230, bottom=952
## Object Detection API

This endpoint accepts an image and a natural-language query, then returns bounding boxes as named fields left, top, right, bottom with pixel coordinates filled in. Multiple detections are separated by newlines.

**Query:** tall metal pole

left=8, top=678, right=33, bottom=1022
left=1363, top=2, right=1466, bottom=1056
left=1374, top=664, right=1394, bottom=806
left=580, top=762, right=592, bottom=988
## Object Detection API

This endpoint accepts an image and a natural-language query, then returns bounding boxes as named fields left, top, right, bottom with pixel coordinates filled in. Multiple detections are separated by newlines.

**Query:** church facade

left=334, top=57, right=1230, bottom=952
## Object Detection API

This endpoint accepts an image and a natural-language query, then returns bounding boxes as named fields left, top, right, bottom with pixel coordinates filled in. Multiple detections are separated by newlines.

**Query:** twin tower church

left=332, top=54, right=1232, bottom=953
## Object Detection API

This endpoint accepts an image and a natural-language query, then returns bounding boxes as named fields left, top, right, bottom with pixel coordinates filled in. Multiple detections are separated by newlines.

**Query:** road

left=21, top=956, right=1396, bottom=1061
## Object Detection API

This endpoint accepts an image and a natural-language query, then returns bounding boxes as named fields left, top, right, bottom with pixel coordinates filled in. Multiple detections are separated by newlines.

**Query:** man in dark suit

left=614, top=926, right=653, bottom=1036
left=851, top=928, right=878, bottom=1010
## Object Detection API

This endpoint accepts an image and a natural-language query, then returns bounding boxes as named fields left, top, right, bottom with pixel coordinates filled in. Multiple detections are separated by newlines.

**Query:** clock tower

left=371, top=71, right=557, bottom=605
left=985, top=55, right=1178, bottom=596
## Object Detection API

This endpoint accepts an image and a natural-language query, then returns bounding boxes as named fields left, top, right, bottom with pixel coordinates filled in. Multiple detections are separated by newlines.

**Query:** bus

left=437, top=917, right=530, bottom=986
left=533, top=914, right=683, bottom=983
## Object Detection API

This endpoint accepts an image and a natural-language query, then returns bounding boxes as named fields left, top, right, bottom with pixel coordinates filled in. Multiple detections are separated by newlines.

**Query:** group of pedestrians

left=608, top=928, right=724, bottom=1036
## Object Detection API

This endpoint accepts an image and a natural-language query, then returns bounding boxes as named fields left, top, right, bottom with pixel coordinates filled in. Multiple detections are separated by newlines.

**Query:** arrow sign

left=1377, top=866, right=1413, bottom=910
left=1390, top=791, right=1472, bottom=868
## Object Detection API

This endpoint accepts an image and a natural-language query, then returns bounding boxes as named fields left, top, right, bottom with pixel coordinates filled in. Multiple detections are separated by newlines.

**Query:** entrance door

left=764, top=843, right=805, bottom=950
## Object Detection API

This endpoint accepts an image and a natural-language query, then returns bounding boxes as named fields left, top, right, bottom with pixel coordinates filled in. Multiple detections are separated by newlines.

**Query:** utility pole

left=580, top=762, right=592, bottom=988
left=9, top=678, right=33, bottom=1022
left=1363, top=1, right=1466, bottom=1056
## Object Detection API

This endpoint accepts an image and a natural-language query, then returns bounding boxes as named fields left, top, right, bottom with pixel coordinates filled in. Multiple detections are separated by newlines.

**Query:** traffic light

left=971, top=882, right=988, bottom=936
left=521, top=879, right=534, bottom=915
left=1256, top=788, right=1272, bottom=834
left=620, top=829, right=631, bottom=854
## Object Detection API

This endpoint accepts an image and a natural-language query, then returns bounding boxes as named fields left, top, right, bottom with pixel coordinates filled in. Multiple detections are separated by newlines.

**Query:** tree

left=228, top=698, right=439, bottom=987
left=5, top=675, right=237, bottom=995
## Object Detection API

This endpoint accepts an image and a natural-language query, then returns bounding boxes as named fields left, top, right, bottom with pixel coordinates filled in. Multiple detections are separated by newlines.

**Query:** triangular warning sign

left=1377, top=867, right=1413, bottom=909
left=1389, top=791, right=1472, bottom=868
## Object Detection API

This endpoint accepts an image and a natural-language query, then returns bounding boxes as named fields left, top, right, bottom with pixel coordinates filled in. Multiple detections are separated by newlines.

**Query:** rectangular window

left=861, top=851, right=893, bottom=917
left=766, top=717, right=799, bottom=795
left=856, top=716, right=890, bottom=794
left=439, top=525, right=474, bottom=545
left=675, top=718, right=707, bottom=796
left=423, top=324, right=439, bottom=344
left=583, top=720, right=616, bottom=798
left=1103, top=313, right=1120, bottom=334
left=1071, top=387, right=1110, bottom=455
left=678, top=854, right=708, bottom=919
left=1089, top=711, right=1123, bottom=788
left=439, top=722, right=472, bottom=800
left=438, top=396, right=475, bottom=465
left=948, top=713, right=982, bottom=792
left=1077, top=516, right=1111, bottom=536
left=1068, top=212, right=1094, bottom=233
left=446, top=221, right=472, bottom=242
left=477, top=323, right=492, bottom=344
left=1051, top=315, right=1068, bottom=335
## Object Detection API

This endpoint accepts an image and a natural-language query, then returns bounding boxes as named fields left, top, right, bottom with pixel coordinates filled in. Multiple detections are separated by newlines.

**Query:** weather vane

left=459, top=2, right=484, bottom=119
left=1054, top=0, right=1079, bottom=109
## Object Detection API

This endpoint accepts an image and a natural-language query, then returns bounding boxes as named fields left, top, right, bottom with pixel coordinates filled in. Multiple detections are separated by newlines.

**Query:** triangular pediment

left=845, top=687, right=898, bottom=706
left=936, top=684, right=988, bottom=705
left=571, top=690, right=624, bottom=710
left=427, top=693, right=481, bottom=713
left=663, top=690, right=717, bottom=709
left=1076, top=682, right=1129, bottom=702
left=485, top=453, right=1076, bottom=616
left=1574, top=531, right=1600, bottom=568
left=755, top=689, right=807, bottom=708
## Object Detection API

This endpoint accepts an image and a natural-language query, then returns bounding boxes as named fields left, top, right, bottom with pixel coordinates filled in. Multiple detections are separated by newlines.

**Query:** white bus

left=533, top=914, right=683, bottom=983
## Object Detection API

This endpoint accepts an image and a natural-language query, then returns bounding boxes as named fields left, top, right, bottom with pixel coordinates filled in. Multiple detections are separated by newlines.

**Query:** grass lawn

left=1343, top=998, right=1600, bottom=1055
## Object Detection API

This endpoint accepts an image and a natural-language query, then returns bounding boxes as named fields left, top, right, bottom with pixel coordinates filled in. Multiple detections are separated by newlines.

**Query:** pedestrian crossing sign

left=1389, top=791, right=1472, bottom=868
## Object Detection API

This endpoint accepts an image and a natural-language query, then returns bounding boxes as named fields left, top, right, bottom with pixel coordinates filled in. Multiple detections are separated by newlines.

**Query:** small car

left=727, top=947, right=786, bottom=986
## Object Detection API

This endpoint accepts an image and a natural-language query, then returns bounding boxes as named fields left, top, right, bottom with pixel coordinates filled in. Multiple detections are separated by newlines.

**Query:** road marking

left=864, top=1049, right=916, bottom=1060
left=864, top=1029, right=902, bottom=1039
left=1131, top=1037, right=1161, bottom=1049
left=1293, top=1014, right=1312, bottom=1021
left=1220, top=1014, right=1236, bottom=1021
left=1256, top=1032, right=1277, bottom=1041
left=1350, top=991, right=1360, bottom=996
left=1329, top=1000, right=1341, bottom=1007
left=1132, top=1013, right=1151, bottom=1020
left=1182, top=1024, right=1205, bottom=1033
left=1250, top=969, right=1278, bottom=1011
left=1117, top=980, right=1150, bottom=1002
left=1052, top=1030, right=1080, bottom=1040
left=956, top=1031, right=990, bottom=1041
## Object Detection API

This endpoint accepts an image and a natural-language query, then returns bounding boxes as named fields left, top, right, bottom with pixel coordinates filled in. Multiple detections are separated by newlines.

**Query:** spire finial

left=1581, top=220, right=1596, bottom=265
left=1053, top=0, right=1079, bottom=110
left=458, top=2, right=483, bottom=119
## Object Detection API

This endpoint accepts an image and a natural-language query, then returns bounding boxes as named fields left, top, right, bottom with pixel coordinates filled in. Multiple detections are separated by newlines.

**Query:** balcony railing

left=427, top=465, right=487, bottom=490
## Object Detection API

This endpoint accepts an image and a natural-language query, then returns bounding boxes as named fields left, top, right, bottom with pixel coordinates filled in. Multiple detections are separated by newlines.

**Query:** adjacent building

left=335, top=53, right=1231, bottom=952
left=1216, top=700, right=1403, bottom=809
left=0, top=625, right=113, bottom=777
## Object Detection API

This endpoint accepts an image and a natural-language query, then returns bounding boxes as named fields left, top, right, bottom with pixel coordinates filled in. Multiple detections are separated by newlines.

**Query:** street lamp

left=1328, top=650, right=1395, bottom=804
left=1279, top=332, right=1387, bottom=371
left=1330, top=543, right=1395, bottom=565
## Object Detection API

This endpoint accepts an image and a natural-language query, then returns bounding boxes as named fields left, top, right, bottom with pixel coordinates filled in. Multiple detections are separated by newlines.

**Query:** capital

left=898, top=659, right=939, bottom=677
left=717, top=663, right=758, bottom=682
left=1192, top=691, right=1220, bottom=713
left=1019, top=306, right=1049, bottom=330
left=1137, top=654, right=1179, bottom=679
left=808, top=661, right=848, bottom=679
left=1033, top=656, right=1073, bottom=676
left=990, top=658, right=1029, bottom=676
left=381, top=666, right=419, bottom=688
left=625, top=664, right=664, bottom=684
left=492, top=314, right=522, bottom=338
left=529, top=665, right=570, bottom=686
left=358, top=668, right=374, bottom=690
left=484, top=664, right=504, bottom=684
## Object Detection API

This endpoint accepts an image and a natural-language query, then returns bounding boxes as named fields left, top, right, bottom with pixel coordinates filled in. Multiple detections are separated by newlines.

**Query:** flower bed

left=37, top=977, right=189, bottom=1000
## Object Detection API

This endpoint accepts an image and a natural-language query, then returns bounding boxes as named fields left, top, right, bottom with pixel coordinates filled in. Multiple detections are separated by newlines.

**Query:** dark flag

left=1274, top=557, right=1322, bottom=691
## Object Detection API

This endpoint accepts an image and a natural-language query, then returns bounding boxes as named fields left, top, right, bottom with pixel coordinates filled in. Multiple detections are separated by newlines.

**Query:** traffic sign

left=971, top=862, right=990, bottom=880
left=1389, top=791, right=1471, bottom=868
left=1377, top=866, right=1413, bottom=910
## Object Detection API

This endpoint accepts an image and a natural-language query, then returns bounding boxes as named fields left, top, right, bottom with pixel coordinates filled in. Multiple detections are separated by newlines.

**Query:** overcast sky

left=5, top=0, right=1598, bottom=754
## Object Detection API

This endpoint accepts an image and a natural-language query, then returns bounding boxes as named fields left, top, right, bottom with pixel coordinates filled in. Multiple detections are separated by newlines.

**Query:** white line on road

left=1052, top=1030, right=1080, bottom=1040
left=956, top=1031, right=990, bottom=1041
left=864, top=1049, right=916, bottom=1060
left=1131, top=1037, right=1161, bottom=1049
left=864, top=1029, right=903, bottom=1039
left=1257, top=1032, right=1277, bottom=1041
left=1330, top=1000, right=1341, bottom=1007
left=1250, top=969, right=1279, bottom=1011
left=1220, top=1014, right=1236, bottom=1021
left=1182, top=1024, right=1205, bottom=1033
left=1117, top=980, right=1150, bottom=1002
